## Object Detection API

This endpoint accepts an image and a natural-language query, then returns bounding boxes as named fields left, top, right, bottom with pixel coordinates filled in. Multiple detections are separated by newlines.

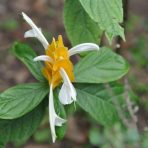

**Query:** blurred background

left=0, top=0, right=148, bottom=147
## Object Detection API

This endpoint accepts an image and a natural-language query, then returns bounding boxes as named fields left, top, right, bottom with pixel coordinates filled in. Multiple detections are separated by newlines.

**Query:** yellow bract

left=42, top=35, right=74, bottom=89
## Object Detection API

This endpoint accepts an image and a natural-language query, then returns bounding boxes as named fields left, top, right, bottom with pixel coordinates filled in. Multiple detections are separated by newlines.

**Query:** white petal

left=49, top=84, right=66, bottom=143
left=55, top=114, right=66, bottom=126
left=33, top=55, right=53, bottom=63
left=59, top=68, right=76, bottom=105
left=24, top=28, right=41, bottom=38
left=59, top=83, right=73, bottom=105
left=22, top=12, right=49, bottom=49
left=68, top=43, right=99, bottom=56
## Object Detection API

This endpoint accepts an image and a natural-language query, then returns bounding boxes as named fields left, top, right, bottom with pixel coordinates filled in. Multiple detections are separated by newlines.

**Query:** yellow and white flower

left=22, top=12, right=99, bottom=142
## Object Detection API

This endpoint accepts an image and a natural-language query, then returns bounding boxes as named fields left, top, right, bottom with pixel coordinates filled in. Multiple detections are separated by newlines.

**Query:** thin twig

left=124, top=78, right=138, bottom=128
left=105, top=83, right=130, bottom=128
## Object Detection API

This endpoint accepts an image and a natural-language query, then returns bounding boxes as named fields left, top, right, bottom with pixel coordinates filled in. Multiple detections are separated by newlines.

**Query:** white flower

left=59, top=68, right=77, bottom=105
left=22, top=12, right=49, bottom=49
left=49, top=84, right=66, bottom=142
left=22, top=12, right=100, bottom=143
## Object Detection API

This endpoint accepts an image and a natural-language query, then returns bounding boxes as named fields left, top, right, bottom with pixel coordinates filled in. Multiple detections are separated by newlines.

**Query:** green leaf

left=12, top=42, right=45, bottom=82
left=75, top=82, right=123, bottom=105
left=79, top=0, right=125, bottom=42
left=64, top=0, right=102, bottom=46
left=75, top=82, right=138, bottom=126
left=75, top=82, right=124, bottom=101
left=0, top=101, right=45, bottom=145
left=33, top=112, right=52, bottom=143
left=75, top=84, right=119, bottom=126
left=0, top=83, right=48, bottom=119
left=0, top=142, right=5, bottom=148
left=74, top=47, right=129, bottom=83
left=34, top=128, right=51, bottom=143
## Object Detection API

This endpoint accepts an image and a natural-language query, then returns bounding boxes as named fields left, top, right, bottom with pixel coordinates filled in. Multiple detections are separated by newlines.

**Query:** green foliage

left=78, top=0, right=125, bottom=42
left=64, top=0, right=102, bottom=46
left=88, top=123, right=143, bottom=148
left=75, top=82, right=138, bottom=127
left=34, top=128, right=51, bottom=143
left=0, top=0, right=130, bottom=144
left=0, top=102, right=45, bottom=145
left=0, top=83, right=48, bottom=119
left=131, top=37, right=148, bottom=67
left=127, top=14, right=139, bottom=32
left=0, top=143, right=5, bottom=148
left=64, top=0, right=125, bottom=44
left=75, top=84, right=119, bottom=126
left=0, top=19, right=18, bottom=31
left=84, top=82, right=138, bottom=104
left=74, top=47, right=129, bottom=83
left=0, top=41, right=129, bottom=144
left=12, top=42, right=45, bottom=82
left=126, top=128, right=140, bottom=143
left=142, top=132, right=148, bottom=148
left=34, top=111, right=52, bottom=143
left=75, top=82, right=124, bottom=102
left=89, top=127, right=105, bottom=145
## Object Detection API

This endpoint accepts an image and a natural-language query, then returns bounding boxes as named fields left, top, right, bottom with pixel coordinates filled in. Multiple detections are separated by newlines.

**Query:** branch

left=124, top=78, right=138, bottom=128
left=105, top=83, right=131, bottom=128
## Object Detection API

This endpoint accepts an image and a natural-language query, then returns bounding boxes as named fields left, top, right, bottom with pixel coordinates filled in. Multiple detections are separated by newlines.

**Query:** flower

left=22, top=12, right=99, bottom=142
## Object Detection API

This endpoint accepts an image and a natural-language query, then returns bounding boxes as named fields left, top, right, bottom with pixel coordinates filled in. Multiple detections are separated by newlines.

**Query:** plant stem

left=115, top=0, right=129, bottom=53
left=124, top=78, right=138, bottom=129
left=105, top=83, right=130, bottom=128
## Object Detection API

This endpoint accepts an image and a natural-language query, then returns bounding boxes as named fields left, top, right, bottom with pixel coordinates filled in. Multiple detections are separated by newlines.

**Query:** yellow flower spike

left=49, top=37, right=56, bottom=51
left=57, top=35, right=64, bottom=47
left=42, top=35, right=74, bottom=89
left=42, top=67, right=52, bottom=84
